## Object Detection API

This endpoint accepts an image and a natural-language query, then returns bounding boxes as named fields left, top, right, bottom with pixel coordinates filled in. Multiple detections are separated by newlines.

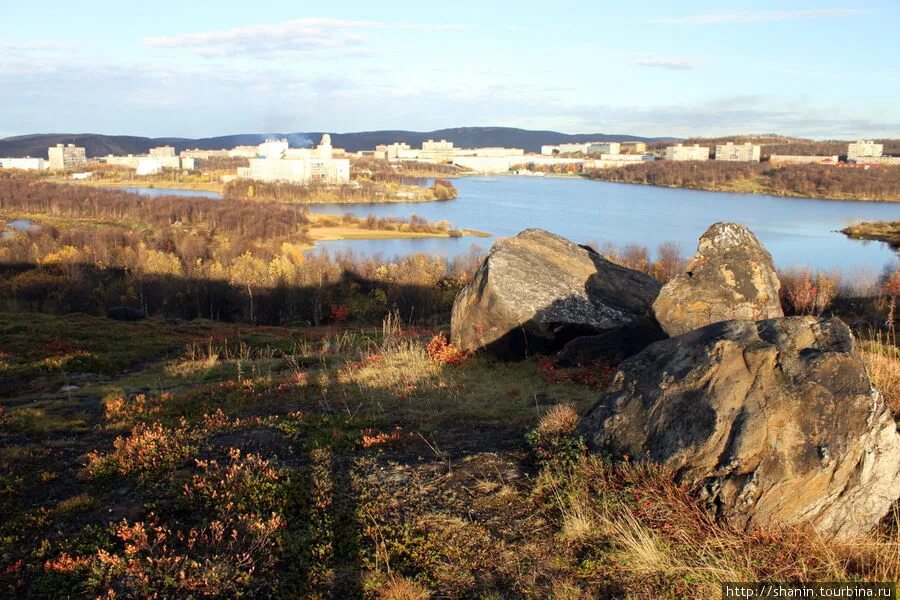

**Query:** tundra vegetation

left=585, top=161, right=900, bottom=202
left=0, top=176, right=898, bottom=598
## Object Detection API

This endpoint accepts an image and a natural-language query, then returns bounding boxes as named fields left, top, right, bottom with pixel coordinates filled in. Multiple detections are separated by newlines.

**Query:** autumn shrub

left=526, top=403, right=586, bottom=469
left=183, top=448, right=289, bottom=519
left=780, top=269, right=841, bottom=315
left=99, top=515, right=284, bottom=598
left=426, top=333, right=468, bottom=365
left=85, top=420, right=197, bottom=480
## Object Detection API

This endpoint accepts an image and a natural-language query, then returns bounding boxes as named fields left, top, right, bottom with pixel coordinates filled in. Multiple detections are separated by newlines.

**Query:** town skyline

left=2, top=0, right=899, bottom=139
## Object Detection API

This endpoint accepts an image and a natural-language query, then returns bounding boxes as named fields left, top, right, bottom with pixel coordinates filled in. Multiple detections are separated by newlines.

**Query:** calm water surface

left=307, top=177, right=900, bottom=273
left=114, top=178, right=899, bottom=273
left=105, top=186, right=224, bottom=200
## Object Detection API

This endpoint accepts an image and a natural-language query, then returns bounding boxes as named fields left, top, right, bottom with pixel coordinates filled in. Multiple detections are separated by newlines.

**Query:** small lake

left=307, top=177, right=900, bottom=273
left=103, top=186, right=224, bottom=200
left=113, top=178, right=899, bottom=274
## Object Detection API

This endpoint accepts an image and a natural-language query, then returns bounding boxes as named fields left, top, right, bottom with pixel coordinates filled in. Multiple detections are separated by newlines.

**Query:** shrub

left=526, top=403, right=586, bottom=469
left=426, top=334, right=468, bottom=365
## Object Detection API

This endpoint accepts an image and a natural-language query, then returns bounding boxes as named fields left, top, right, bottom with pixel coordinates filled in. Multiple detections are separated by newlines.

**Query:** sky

left=1, top=0, right=898, bottom=139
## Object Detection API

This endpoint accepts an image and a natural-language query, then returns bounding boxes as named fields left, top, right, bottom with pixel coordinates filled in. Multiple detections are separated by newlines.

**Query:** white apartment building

left=180, top=149, right=230, bottom=160
left=542, top=142, right=588, bottom=155
left=586, top=142, right=620, bottom=155
left=149, top=145, right=176, bottom=157
left=620, top=141, right=648, bottom=154
left=664, top=144, right=709, bottom=161
left=104, top=154, right=195, bottom=172
left=375, top=142, right=411, bottom=161
left=584, top=154, right=655, bottom=169
left=847, top=140, right=883, bottom=162
left=238, top=134, right=350, bottom=184
left=0, top=157, right=48, bottom=170
left=228, top=145, right=260, bottom=158
left=715, top=142, right=761, bottom=162
left=769, top=155, right=839, bottom=165
left=48, top=143, right=87, bottom=170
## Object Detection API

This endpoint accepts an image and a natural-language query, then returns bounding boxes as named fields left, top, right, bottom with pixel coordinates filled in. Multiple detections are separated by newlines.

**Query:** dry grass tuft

left=376, top=576, right=432, bottom=600
left=860, top=333, right=900, bottom=413
left=536, top=403, right=579, bottom=438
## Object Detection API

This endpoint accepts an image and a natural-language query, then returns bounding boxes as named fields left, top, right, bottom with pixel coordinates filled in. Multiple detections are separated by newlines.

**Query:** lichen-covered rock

left=450, top=229, right=661, bottom=359
left=581, top=316, right=900, bottom=538
left=653, top=222, right=782, bottom=336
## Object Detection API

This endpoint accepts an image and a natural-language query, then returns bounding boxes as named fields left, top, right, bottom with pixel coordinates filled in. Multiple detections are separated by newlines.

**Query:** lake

left=104, top=186, right=224, bottom=200
left=310, top=177, right=900, bottom=273
left=116, top=178, right=900, bottom=273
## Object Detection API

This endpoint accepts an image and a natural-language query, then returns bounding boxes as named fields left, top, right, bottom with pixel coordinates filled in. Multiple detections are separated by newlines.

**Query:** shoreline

left=45, top=169, right=900, bottom=204
left=581, top=174, right=900, bottom=203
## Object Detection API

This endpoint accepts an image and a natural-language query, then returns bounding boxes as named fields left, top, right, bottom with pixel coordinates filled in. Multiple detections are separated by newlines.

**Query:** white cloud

left=655, top=8, right=863, bottom=25
left=144, top=18, right=467, bottom=58
left=634, top=56, right=697, bottom=70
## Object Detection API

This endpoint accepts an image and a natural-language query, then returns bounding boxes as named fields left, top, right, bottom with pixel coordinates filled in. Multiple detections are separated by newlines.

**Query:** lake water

left=114, top=178, right=899, bottom=273
left=103, top=186, right=224, bottom=200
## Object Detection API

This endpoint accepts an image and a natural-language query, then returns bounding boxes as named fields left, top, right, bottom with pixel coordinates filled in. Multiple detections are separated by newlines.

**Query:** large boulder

left=581, top=316, right=900, bottom=538
left=450, top=229, right=661, bottom=359
left=557, top=320, right=667, bottom=366
left=653, top=222, right=783, bottom=336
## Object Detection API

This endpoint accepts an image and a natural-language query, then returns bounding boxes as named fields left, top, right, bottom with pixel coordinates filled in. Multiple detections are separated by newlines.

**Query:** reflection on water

left=103, top=186, right=224, bottom=200
left=305, top=177, right=900, bottom=273
left=108, top=178, right=899, bottom=273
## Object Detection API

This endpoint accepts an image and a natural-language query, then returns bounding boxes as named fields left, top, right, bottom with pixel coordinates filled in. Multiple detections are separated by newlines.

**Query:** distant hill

left=0, top=127, right=675, bottom=158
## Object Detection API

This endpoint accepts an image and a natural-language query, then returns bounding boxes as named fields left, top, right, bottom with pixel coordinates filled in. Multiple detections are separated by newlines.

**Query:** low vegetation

left=586, top=161, right=900, bottom=201
left=0, top=307, right=896, bottom=598
left=1, top=170, right=898, bottom=597
left=842, top=220, right=900, bottom=250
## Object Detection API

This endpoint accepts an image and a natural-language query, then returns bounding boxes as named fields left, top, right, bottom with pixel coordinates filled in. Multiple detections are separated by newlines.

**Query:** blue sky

left=1, top=0, right=898, bottom=139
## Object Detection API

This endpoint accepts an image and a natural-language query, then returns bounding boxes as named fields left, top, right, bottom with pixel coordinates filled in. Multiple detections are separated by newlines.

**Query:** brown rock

left=450, top=229, right=661, bottom=359
left=581, top=316, right=900, bottom=538
left=653, top=222, right=783, bottom=336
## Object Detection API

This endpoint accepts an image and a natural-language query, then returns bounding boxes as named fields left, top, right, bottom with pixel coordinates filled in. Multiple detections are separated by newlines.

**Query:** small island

left=841, top=220, right=900, bottom=250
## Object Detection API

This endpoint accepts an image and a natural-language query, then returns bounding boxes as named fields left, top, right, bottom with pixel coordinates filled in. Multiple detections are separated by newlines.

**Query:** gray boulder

left=581, top=316, right=900, bottom=538
left=450, top=229, right=661, bottom=359
left=653, top=222, right=783, bottom=336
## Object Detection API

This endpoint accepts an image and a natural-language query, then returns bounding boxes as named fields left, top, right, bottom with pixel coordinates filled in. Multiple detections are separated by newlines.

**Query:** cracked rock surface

left=653, top=222, right=783, bottom=336
left=581, top=316, right=900, bottom=538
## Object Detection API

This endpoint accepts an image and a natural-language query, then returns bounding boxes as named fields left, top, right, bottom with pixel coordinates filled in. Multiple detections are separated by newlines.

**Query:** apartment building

left=715, top=142, right=761, bottom=162
left=664, top=144, right=709, bottom=161
left=48, top=143, right=87, bottom=170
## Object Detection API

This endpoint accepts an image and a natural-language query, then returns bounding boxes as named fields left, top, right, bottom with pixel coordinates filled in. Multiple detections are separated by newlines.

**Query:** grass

left=0, top=310, right=897, bottom=598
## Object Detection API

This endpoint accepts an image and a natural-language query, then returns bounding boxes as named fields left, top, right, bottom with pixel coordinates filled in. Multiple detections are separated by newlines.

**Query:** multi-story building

left=541, top=142, right=589, bottom=155
left=847, top=140, right=883, bottom=162
left=664, top=144, right=709, bottom=161
left=715, top=142, right=761, bottom=162
left=768, top=155, right=839, bottom=165
left=237, top=134, right=350, bottom=184
left=0, top=157, right=49, bottom=170
left=104, top=154, right=195, bottom=171
left=149, top=145, right=176, bottom=157
left=375, top=142, right=411, bottom=161
left=620, top=141, right=648, bottom=154
left=48, top=143, right=87, bottom=170
left=850, top=155, right=900, bottom=166
left=586, top=142, right=620, bottom=155
left=584, top=154, right=655, bottom=169
left=180, top=149, right=230, bottom=160
left=228, top=145, right=260, bottom=158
